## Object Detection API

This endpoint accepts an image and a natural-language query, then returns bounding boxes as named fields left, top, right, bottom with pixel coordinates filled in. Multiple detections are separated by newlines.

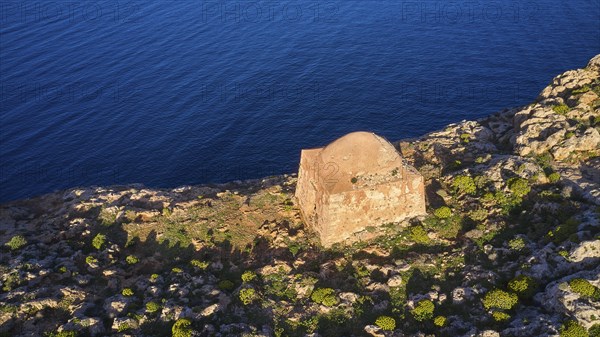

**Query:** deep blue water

left=1, top=1, right=599, bottom=202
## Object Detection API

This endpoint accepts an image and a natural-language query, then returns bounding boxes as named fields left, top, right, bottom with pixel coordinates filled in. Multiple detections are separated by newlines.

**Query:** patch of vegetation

left=190, top=259, right=209, bottom=270
left=146, top=301, right=160, bottom=313
left=572, top=85, right=591, bottom=94
left=548, top=217, right=580, bottom=244
left=239, top=288, right=258, bottom=305
left=172, top=267, right=183, bottom=273
left=569, top=278, right=600, bottom=300
left=409, top=225, right=431, bottom=245
left=85, top=256, right=98, bottom=266
left=172, top=318, right=193, bottom=337
left=241, top=271, right=257, bottom=283
left=548, top=172, right=561, bottom=183
left=434, top=206, right=452, bottom=219
left=492, top=311, right=511, bottom=322
left=5, top=235, right=26, bottom=251
left=351, top=177, right=358, bottom=184
left=553, top=104, right=571, bottom=115
left=452, top=175, right=477, bottom=195
left=560, top=320, right=589, bottom=337
left=411, top=299, right=434, bottom=322
left=460, top=133, right=471, bottom=143
left=125, top=255, right=139, bottom=265
left=508, top=275, right=536, bottom=298
left=122, top=288, right=134, bottom=297
left=311, top=288, right=339, bottom=307
left=218, top=280, right=235, bottom=291
left=507, top=177, right=530, bottom=198
left=92, top=233, right=106, bottom=250
left=375, top=316, right=396, bottom=331
left=589, top=323, right=600, bottom=337
left=508, top=237, right=526, bottom=251
left=482, top=289, right=518, bottom=310
left=433, top=315, right=447, bottom=327
left=99, top=207, right=118, bottom=226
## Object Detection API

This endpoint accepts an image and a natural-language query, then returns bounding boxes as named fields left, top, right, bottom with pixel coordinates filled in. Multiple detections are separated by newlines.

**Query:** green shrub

left=452, top=175, right=477, bottom=195
left=92, top=233, right=106, bottom=250
left=492, top=311, right=511, bottom=321
left=5, top=235, right=26, bottom=251
left=572, top=85, right=591, bottom=94
left=434, top=206, right=452, bottom=219
left=172, top=318, right=192, bottom=337
left=508, top=237, right=526, bottom=251
left=553, top=104, right=571, bottom=115
left=125, top=255, right=139, bottom=265
left=548, top=218, right=581, bottom=244
left=560, top=320, right=589, bottom=337
left=411, top=299, right=435, bottom=321
left=548, top=172, right=561, bottom=183
left=410, top=225, right=431, bottom=245
left=589, top=323, right=600, bottom=337
left=150, top=274, right=159, bottom=281
left=241, top=271, right=257, bottom=283
left=508, top=275, right=536, bottom=298
left=375, top=316, right=396, bottom=331
left=239, top=288, right=258, bottom=305
left=482, top=289, right=518, bottom=310
left=190, top=259, right=209, bottom=269
left=146, top=301, right=160, bottom=313
left=433, top=315, right=447, bottom=327
left=85, top=256, right=98, bottom=266
left=507, top=177, right=530, bottom=197
left=460, top=133, right=471, bottom=143
left=172, top=267, right=183, bottom=273
left=218, top=280, right=235, bottom=291
left=311, top=288, right=339, bottom=307
left=351, top=177, right=358, bottom=184
left=569, top=278, right=600, bottom=300
left=122, top=288, right=134, bottom=297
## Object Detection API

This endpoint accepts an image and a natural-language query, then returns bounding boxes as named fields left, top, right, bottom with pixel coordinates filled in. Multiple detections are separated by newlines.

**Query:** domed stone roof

left=317, top=131, right=403, bottom=180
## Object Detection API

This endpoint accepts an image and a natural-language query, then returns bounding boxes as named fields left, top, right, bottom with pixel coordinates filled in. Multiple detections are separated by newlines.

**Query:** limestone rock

left=295, top=132, right=426, bottom=247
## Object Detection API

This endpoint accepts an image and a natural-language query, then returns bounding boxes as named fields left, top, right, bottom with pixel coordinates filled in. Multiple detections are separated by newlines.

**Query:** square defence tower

left=295, top=132, right=426, bottom=247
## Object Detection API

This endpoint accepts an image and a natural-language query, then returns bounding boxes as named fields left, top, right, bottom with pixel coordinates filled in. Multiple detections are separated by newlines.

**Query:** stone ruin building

left=295, top=131, right=426, bottom=247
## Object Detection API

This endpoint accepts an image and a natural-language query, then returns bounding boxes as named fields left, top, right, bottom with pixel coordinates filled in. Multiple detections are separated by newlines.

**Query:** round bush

left=122, top=288, right=134, bottom=297
left=434, top=206, right=452, bottom=219
left=311, top=288, right=339, bottom=307
left=589, top=323, right=600, bottom=337
left=5, top=235, right=26, bottom=251
left=548, top=172, right=561, bottom=183
left=507, top=177, right=530, bottom=198
left=375, top=316, right=396, bottom=331
left=560, top=320, right=588, bottom=337
left=452, top=175, right=477, bottom=195
left=92, top=233, right=106, bottom=250
left=126, top=255, right=139, bottom=265
left=239, top=288, right=258, bottom=305
left=146, top=301, right=160, bottom=313
left=241, top=271, right=257, bottom=283
left=411, top=299, right=435, bottom=322
left=508, top=275, right=536, bottom=298
left=433, top=315, right=447, bottom=327
left=569, top=278, right=600, bottom=300
left=172, top=318, right=192, bottom=337
left=482, top=289, right=518, bottom=310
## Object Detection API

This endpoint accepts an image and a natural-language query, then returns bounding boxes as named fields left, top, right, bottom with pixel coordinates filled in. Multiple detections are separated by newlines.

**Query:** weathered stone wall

left=295, top=132, right=427, bottom=247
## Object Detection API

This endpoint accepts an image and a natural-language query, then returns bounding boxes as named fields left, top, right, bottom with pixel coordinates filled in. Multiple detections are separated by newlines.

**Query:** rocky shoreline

left=1, top=55, right=599, bottom=337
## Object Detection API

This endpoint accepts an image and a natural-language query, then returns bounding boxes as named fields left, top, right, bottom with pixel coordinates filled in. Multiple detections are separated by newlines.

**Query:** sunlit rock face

left=295, top=131, right=426, bottom=247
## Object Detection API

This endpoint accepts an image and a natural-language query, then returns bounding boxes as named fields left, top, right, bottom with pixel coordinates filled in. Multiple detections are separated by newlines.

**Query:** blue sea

left=1, top=1, right=599, bottom=202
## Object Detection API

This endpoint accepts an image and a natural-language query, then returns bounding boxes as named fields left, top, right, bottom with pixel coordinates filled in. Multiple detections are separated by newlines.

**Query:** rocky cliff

left=1, top=55, right=599, bottom=337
